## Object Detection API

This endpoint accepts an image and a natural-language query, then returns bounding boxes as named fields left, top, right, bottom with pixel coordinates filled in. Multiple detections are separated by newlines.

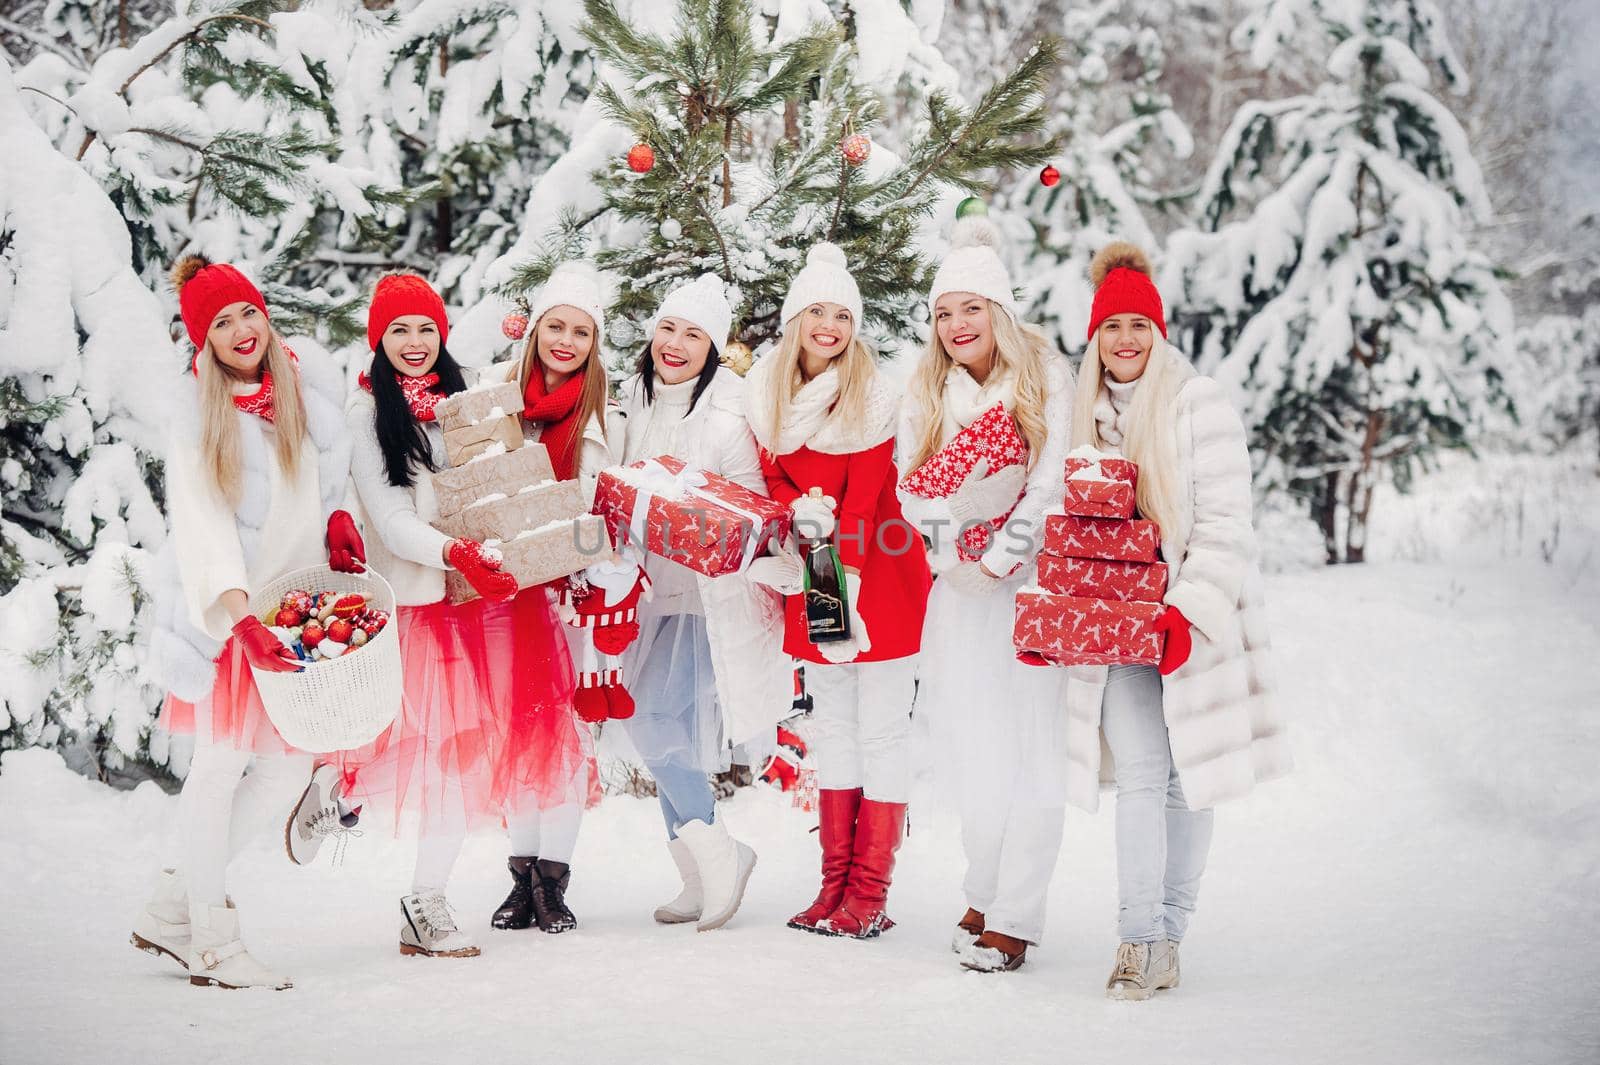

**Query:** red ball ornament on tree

left=501, top=312, right=529, bottom=340
left=627, top=143, right=656, bottom=173
left=840, top=133, right=871, bottom=165
left=1039, top=164, right=1061, bottom=188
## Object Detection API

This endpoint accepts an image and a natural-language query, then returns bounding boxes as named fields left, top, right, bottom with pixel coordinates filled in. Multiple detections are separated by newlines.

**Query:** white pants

left=804, top=658, right=917, bottom=803
left=959, top=795, right=1066, bottom=945
left=178, top=742, right=313, bottom=926
left=506, top=800, right=584, bottom=865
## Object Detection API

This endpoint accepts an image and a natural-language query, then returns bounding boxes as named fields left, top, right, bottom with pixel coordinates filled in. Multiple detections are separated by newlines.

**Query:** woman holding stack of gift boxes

left=1066, top=242, right=1290, bottom=1000
left=612, top=274, right=793, bottom=931
left=135, top=256, right=364, bottom=990
left=743, top=244, right=931, bottom=939
left=486, top=260, right=635, bottom=936
left=338, top=273, right=583, bottom=957
left=895, top=218, right=1078, bottom=973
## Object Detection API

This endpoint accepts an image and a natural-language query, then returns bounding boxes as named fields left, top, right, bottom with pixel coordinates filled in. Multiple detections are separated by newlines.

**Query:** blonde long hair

left=197, top=331, right=306, bottom=506
left=1071, top=329, right=1185, bottom=536
left=513, top=311, right=610, bottom=460
left=764, top=317, right=877, bottom=440
left=904, top=302, right=1052, bottom=472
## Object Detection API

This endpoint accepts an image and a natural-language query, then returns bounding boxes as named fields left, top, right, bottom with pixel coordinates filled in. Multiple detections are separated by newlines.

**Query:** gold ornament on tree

left=719, top=340, right=754, bottom=376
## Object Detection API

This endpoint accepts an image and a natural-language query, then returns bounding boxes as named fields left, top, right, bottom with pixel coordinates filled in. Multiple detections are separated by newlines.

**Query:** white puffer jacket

left=614, top=369, right=792, bottom=750
left=1063, top=367, right=1290, bottom=812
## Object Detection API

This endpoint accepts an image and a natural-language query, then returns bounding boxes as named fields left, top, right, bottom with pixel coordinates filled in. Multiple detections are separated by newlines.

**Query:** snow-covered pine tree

left=1163, top=0, right=1512, bottom=563
left=491, top=0, right=1058, bottom=357
left=0, top=63, right=174, bottom=777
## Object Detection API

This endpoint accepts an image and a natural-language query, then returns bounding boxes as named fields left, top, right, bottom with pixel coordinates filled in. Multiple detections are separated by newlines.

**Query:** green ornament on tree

left=956, top=197, right=989, bottom=219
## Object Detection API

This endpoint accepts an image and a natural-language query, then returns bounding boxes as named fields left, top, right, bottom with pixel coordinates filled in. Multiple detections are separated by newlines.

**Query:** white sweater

left=165, top=421, right=327, bottom=642
left=345, top=389, right=454, bottom=606
left=620, top=375, right=704, bottom=614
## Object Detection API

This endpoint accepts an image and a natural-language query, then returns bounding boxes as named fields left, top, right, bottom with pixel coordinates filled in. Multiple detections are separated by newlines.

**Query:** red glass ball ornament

left=840, top=133, right=872, bottom=165
left=501, top=312, right=529, bottom=341
left=1039, top=164, right=1061, bottom=187
left=627, top=143, right=655, bottom=173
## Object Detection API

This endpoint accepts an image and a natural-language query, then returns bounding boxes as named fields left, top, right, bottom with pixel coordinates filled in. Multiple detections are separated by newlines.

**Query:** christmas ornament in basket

left=246, top=565, right=403, bottom=753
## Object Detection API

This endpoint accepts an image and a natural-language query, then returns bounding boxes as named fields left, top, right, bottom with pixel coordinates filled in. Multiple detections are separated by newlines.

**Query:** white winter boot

left=130, top=868, right=190, bottom=970
left=187, top=903, right=292, bottom=990
left=676, top=818, right=756, bottom=932
left=285, top=763, right=359, bottom=866
left=1105, top=940, right=1179, bottom=1001
left=652, top=837, right=702, bottom=924
left=399, top=892, right=480, bottom=958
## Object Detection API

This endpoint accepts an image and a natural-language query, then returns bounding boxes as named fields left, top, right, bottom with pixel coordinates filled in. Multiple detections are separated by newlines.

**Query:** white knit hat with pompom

left=650, top=273, right=734, bottom=352
left=780, top=242, right=863, bottom=330
left=928, top=217, right=1018, bottom=320
left=528, top=260, right=607, bottom=351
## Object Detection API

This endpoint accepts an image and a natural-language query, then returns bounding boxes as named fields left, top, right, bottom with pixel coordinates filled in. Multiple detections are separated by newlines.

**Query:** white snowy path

left=3, top=561, right=1598, bottom=1065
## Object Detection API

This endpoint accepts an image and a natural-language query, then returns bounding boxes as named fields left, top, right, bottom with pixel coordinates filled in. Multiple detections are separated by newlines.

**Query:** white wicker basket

left=247, top=565, right=403, bottom=754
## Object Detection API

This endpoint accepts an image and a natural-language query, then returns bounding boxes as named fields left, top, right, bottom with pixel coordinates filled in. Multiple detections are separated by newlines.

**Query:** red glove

left=448, top=539, right=518, bottom=601
left=326, top=510, right=367, bottom=573
left=592, top=620, right=640, bottom=656
left=1153, top=605, right=1193, bottom=676
left=232, top=616, right=302, bottom=673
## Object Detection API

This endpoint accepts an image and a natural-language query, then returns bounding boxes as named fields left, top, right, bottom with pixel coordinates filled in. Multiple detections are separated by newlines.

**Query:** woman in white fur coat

left=133, top=256, right=364, bottom=990
left=896, top=218, right=1077, bottom=973
left=613, top=274, right=792, bottom=932
left=1066, top=242, right=1290, bottom=1002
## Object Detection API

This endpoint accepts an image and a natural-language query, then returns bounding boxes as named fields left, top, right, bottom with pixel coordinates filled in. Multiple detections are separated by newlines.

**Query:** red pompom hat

left=1085, top=241, right=1167, bottom=342
left=175, top=257, right=268, bottom=352
left=368, top=273, right=450, bottom=353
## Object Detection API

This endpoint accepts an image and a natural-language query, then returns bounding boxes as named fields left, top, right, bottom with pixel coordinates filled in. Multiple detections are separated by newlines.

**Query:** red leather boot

left=786, top=788, right=861, bottom=932
left=818, top=798, right=906, bottom=939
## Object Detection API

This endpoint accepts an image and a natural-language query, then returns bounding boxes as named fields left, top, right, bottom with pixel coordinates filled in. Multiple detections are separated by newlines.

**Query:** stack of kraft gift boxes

left=1012, top=446, right=1168, bottom=666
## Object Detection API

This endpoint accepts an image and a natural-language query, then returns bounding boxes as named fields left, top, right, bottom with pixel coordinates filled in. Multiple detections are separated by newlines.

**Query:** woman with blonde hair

left=1065, top=242, right=1289, bottom=1000
left=896, top=217, right=1076, bottom=972
left=743, top=243, right=931, bottom=939
left=134, top=256, right=364, bottom=989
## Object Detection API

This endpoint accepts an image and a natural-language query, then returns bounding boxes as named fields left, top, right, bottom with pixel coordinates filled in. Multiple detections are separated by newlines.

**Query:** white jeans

left=959, top=796, right=1065, bottom=945
left=178, top=742, right=313, bottom=926
left=804, top=658, right=916, bottom=803
left=1102, top=664, right=1214, bottom=944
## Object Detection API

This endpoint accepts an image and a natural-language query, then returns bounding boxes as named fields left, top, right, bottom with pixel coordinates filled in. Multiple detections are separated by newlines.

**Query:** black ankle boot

left=491, top=856, right=537, bottom=930
left=531, top=859, right=576, bottom=933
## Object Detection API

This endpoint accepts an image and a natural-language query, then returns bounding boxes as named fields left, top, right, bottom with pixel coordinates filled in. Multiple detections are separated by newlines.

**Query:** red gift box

left=1012, top=590, right=1163, bottom=666
left=1063, top=451, right=1138, bottom=488
left=1036, top=555, right=1168, bottom=602
left=899, top=403, right=1029, bottom=562
left=1061, top=478, right=1136, bottom=519
left=592, top=455, right=791, bottom=578
left=1042, top=513, right=1160, bottom=563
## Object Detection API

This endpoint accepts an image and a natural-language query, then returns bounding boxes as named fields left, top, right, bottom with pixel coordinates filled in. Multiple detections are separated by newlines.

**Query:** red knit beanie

left=368, top=274, right=449, bottom=353
left=1085, top=241, right=1166, bottom=342
left=172, top=256, right=268, bottom=352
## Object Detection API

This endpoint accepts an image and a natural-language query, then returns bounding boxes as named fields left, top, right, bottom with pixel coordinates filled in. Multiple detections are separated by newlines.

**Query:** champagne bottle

left=800, top=487, right=851, bottom=644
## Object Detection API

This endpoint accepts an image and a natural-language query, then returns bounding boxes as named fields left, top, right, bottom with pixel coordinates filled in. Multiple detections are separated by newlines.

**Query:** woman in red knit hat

left=133, top=256, right=366, bottom=990
left=323, top=274, right=582, bottom=957
left=1064, top=242, right=1289, bottom=1001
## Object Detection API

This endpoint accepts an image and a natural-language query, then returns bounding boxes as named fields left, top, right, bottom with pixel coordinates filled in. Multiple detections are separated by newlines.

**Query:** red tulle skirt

left=484, top=587, right=587, bottom=815
left=159, top=636, right=296, bottom=755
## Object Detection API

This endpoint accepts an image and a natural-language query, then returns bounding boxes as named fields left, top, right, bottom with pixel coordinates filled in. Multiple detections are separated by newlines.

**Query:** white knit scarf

left=745, top=355, right=898, bottom=455
left=1093, top=374, right=1140, bottom=450
left=940, top=363, right=1017, bottom=446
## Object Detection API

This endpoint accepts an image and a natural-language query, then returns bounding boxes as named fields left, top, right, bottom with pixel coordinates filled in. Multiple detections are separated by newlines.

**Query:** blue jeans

left=1102, top=664, right=1214, bottom=943
left=627, top=615, right=717, bottom=839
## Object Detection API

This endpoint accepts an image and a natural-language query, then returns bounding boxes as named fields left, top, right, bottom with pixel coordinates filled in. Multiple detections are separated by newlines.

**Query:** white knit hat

left=780, top=242, right=863, bottom=328
left=527, top=261, right=607, bottom=350
left=650, top=273, right=734, bottom=352
left=927, top=217, right=1019, bottom=320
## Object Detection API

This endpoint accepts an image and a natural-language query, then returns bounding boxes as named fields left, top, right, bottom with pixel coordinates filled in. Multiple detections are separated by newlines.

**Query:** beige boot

left=130, top=868, right=190, bottom=970
left=187, top=903, right=292, bottom=990
left=1105, top=940, right=1179, bottom=1001
left=652, top=837, right=702, bottom=924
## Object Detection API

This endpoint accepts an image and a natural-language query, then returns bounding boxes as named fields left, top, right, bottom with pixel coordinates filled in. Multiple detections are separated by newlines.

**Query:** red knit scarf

left=522, top=369, right=587, bottom=481
left=358, top=371, right=443, bottom=422
left=194, top=346, right=299, bottom=424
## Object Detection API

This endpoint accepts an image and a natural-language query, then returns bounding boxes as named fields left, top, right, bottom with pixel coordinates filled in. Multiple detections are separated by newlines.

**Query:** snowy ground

left=5, top=460, right=1600, bottom=1064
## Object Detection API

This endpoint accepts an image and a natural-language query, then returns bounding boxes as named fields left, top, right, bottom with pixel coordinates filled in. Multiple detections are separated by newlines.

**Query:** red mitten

left=1153, top=605, right=1193, bottom=676
left=326, top=510, right=367, bottom=573
left=574, top=687, right=609, bottom=723
left=448, top=538, right=518, bottom=601
left=592, top=620, right=640, bottom=656
left=232, top=616, right=302, bottom=673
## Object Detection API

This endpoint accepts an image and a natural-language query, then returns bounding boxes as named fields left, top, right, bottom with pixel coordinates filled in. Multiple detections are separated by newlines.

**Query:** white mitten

left=818, top=572, right=871, bottom=664
left=940, top=561, right=1003, bottom=597
left=746, top=552, right=804, bottom=595
left=949, top=459, right=1028, bottom=528
left=790, top=492, right=838, bottom=541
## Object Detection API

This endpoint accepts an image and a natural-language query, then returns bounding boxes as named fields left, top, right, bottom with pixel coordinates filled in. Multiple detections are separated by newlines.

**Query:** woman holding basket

left=134, top=256, right=365, bottom=990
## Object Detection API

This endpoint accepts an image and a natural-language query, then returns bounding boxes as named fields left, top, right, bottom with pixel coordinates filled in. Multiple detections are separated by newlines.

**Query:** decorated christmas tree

left=1163, top=0, right=1512, bottom=563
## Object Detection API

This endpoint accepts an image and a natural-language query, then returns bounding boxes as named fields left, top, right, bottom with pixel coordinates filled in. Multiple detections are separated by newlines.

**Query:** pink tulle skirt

left=485, top=587, right=587, bottom=815
left=159, top=636, right=296, bottom=755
